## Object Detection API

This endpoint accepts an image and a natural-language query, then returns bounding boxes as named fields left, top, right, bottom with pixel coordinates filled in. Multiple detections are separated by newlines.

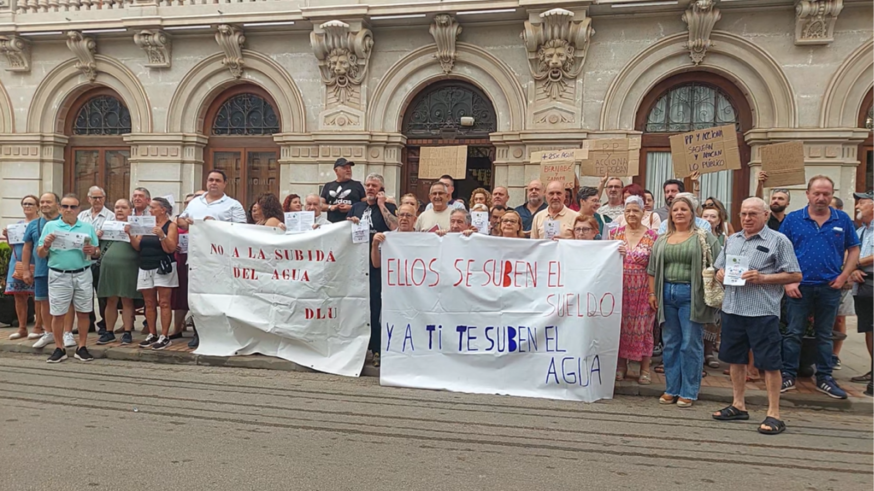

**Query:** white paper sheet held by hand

left=724, top=255, right=750, bottom=286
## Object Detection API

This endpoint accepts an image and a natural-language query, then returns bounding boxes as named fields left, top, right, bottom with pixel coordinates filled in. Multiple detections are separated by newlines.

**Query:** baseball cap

left=853, top=190, right=873, bottom=200
left=333, top=158, right=355, bottom=168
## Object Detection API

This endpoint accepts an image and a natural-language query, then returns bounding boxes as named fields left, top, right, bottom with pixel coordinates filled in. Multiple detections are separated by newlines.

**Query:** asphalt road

left=0, top=354, right=871, bottom=491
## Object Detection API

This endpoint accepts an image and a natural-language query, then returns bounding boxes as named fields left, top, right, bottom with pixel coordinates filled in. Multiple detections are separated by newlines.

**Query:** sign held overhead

left=580, top=138, right=641, bottom=177
left=669, top=125, right=741, bottom=178
left=760, top=141, right=807, bottom=188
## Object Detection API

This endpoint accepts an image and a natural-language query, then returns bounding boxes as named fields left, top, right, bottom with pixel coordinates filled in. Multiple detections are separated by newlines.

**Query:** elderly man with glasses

left=77, top=186, right=114, bottom=335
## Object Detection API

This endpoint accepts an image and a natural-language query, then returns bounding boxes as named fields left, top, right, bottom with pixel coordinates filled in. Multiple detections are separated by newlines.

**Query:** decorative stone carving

left=430, top=14, right=462, bottom=74
left=215, top=25, right=245, bottom=78
left=522, top=9, right=594, bottom=103
left=66, top=31, right=97, bottom=81
left=795, top=0, right=843, bottom=45
left=310, top=20, right=374, bottom=111
left=682, top=0, right=721, bottom=65
left=0, top=35, right=30, bottom=72
left=522, top=8, right=593, bottom=129
left=133, top=30, right=172, bottom=68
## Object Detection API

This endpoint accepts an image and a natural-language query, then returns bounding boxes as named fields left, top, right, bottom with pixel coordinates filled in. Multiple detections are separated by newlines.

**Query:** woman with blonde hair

left=470, top=188, right=492, bottom=209
left=647, top=195, right=721, bottom=407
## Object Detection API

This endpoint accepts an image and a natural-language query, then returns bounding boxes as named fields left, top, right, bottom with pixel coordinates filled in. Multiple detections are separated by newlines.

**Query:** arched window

left=211, top=93, right=280, bottom=136
left=73, top=95, right=132, bottom=135
left=204, top=86, right=281, bottom=207
left=636, top=74, right=751, bottom=226
left=65, top=90, right=132, bottom=204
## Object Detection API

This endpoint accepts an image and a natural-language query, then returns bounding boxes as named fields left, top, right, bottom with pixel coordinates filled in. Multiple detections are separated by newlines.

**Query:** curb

left=2, top=343, right=870, bottom=413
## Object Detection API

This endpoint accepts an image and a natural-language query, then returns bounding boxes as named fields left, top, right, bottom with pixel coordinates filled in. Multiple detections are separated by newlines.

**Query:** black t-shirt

left=348, top=201, right=398, bottom=237
left=767, top=214, right=783, bottom=231
left=321, top=180, right=366, bottom=223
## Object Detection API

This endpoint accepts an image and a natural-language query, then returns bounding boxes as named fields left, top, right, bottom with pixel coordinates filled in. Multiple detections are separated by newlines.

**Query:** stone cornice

left=744, top=127, right=871, bottom=143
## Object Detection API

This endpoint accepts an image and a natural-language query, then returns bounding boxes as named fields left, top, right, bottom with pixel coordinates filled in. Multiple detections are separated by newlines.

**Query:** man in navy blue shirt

left=347, top=173, right=397, bottom=366
left=779, top=176, right=860, bottom=399
left=514, top=180, right=547, bottom=236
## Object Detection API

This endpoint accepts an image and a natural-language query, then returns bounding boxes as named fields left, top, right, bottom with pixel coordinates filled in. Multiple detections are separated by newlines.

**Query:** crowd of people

left=2, top=157, right=872, bottom=434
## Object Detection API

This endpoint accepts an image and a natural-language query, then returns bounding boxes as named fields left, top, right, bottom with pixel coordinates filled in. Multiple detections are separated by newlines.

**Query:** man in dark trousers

left=321, top=158, right=366, bottom=223
left=347, top=173, right=398, bottom=366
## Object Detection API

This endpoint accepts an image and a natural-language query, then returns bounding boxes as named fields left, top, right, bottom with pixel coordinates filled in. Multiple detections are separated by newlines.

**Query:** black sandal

left=712, top=405, right=750, bottom=421
left=757, top=416, right=786, bottom=435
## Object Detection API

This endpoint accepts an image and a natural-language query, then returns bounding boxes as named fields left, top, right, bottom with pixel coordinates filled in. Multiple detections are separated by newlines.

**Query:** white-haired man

left=713, top=197, right=801, bottom=435
left=305, top=193, right=329, bottom=227
left=78, top=186, right=114, bottom=334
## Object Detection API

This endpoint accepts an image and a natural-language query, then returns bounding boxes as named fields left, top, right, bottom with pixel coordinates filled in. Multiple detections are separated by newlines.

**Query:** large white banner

left=188, top=220, right=370, bottom=377
left=379, top=233, right=623, bottom=402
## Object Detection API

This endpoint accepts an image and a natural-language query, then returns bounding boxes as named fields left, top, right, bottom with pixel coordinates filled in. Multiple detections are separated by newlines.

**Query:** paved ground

left=0, top=354, right=871, bottom=491
left=2, top=320, right=871, bottom=411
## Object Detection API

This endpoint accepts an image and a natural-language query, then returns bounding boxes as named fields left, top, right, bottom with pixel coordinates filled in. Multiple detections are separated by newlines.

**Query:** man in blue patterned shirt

left=779, top=176, right=860, bottom=399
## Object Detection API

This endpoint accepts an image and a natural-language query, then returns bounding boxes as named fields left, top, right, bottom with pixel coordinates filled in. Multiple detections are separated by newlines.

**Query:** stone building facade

left=0, top=0, right=870, bottom=226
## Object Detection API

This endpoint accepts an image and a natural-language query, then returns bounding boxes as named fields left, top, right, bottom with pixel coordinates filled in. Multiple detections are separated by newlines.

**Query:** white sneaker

left=33, top=333, right=54, bottom=349
left=63, top=332, right=76, bottom=348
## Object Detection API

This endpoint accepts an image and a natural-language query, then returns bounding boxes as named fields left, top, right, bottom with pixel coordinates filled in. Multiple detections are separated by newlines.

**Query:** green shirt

left=38, top=219, right=99, bottom=271
left=663, top=236, right=696, bottom=283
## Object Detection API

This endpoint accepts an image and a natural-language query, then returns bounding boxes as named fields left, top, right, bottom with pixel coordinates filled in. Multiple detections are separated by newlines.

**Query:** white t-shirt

left=181, top=194, right=246, bottom=223
left=426, top=200, right=466, bottom=212
left=415, top=208, right=453, bottom=232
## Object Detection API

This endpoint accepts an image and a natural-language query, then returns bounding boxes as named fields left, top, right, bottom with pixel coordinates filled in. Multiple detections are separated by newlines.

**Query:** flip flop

left=712, top=405, right=750, bottom=421
left=758, top=416, right=786, bottom=435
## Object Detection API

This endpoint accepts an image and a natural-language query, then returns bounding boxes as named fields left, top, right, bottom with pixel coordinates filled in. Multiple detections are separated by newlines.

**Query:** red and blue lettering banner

left=379, top=232, right=623, bottom=402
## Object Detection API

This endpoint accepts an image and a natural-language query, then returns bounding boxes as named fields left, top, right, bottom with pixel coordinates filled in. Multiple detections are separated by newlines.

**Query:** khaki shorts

left=48, top=268, right=93, bottom=316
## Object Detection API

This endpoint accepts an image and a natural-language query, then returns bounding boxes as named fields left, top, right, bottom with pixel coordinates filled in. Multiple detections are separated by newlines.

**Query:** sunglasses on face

left=61, top=204, right=79, bottom=210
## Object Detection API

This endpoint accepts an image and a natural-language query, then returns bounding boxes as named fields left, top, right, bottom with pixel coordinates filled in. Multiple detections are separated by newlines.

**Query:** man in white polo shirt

left=178, top=169, right=247, bottom=224
left=177, top=169, right=245, bottom=348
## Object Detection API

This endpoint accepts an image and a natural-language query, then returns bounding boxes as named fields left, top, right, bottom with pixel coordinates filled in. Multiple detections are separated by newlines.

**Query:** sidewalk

left=0, top=321, right=870, bottom=413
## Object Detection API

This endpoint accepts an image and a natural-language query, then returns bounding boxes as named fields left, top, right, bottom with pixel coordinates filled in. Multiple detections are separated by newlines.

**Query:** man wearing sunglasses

left=36, top=194, right=100, bottom=363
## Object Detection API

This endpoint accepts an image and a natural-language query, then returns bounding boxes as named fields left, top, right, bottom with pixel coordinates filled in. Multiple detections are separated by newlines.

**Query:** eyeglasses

left=501, top=218, right=519, bottom=224
left=574, top=227, right=594, bottom=234
left=89, top=196, right=105, bottom=200
left=397, top=213, right=415, bottom=218
left=60, top=204, right=79, bottom=209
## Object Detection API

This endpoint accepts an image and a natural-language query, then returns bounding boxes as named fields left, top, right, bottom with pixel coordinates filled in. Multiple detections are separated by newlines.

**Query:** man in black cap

left=321, top=158, right=366, bottom=223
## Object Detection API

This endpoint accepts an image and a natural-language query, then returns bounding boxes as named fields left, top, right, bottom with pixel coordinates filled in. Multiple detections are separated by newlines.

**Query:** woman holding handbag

left=3, top=195, right=42, bottom=339
left=647, top=195, right=722, bottom=407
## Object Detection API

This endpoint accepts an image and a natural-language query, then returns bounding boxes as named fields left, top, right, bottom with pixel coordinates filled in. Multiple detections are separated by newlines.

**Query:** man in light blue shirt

left=850, top=191, right=873, bottom=396
left=37, top=194, right=100, bottom=363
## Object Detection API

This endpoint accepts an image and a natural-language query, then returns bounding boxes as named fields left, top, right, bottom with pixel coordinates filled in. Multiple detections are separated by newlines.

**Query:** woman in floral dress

left=610, top=196, right=658, bottom=384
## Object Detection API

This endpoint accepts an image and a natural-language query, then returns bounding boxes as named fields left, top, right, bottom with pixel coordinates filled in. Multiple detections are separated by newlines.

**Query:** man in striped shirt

left=712, top=197, right=801, bottom=435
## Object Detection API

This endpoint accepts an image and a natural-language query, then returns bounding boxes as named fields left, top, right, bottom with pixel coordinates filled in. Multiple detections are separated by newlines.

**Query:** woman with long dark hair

left=249, top=193, right=285, bottom=228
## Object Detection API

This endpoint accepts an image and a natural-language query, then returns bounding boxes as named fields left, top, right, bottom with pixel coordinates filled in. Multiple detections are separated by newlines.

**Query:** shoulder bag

left=697, top=228, right=723, bottom=309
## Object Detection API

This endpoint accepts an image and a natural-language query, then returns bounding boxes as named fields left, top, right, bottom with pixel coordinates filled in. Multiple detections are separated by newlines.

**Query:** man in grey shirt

left=654, top=179, right=684, bottom=221
left=712, top=197, right=801, bottom=435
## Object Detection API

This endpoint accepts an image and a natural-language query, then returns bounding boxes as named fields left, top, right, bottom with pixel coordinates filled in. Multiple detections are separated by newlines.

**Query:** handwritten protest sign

left=669, top=125, right=741, bottom=178
left=532, top=147, right=588, bottom=187
left=188, top=221, right=370, bottom=377
left=418, top=146, right=468, bottom=179
left=761, top=141, right=806, bottom=188
left=379, top=233, right=622, bottom=402
left=580, top=138, right=641, bottom=177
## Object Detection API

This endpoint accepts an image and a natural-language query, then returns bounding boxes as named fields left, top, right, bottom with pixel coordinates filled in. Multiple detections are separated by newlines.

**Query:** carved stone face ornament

left=539, top=40, right=573, bottom=83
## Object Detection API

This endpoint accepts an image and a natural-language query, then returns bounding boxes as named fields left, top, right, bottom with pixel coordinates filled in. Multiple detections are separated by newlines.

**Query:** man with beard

left=347, top=174, right=397, bottom=367
left=321, top=158, right=366, bottom=223
left=491, top=187, right=510, bottom=208
left=779, top=176, right=860, bottom=399
left=849, top=191, right=873, bottom=396
left=756, top=171, right=791, bottom=231
left=515, top=180, right=547, bottom=236
left=653, top=179, right=684, bottom=221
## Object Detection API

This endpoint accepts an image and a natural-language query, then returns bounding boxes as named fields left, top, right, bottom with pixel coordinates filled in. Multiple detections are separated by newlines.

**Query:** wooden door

left=207, top=148, right=279, bottom=207
left=70, top=147, right=130, bottom=204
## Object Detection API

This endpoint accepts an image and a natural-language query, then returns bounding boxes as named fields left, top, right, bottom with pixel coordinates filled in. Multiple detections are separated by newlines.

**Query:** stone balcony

left=0, top=0, right=814, bottom=34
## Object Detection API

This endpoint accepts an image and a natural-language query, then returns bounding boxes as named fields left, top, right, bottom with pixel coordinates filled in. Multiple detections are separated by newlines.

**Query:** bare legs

left=142, top=288, right=173, bottom=338
left=724, top=363, right=781, bottom=431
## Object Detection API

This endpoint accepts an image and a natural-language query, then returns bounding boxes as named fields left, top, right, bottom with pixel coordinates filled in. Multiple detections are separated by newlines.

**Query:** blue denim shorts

left=34, top=276, right=48, bottom=301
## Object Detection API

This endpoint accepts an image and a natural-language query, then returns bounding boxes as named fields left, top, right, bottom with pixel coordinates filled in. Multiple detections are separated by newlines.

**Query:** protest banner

left=418, top=146, right=468, bottom=179
left=379, top=233, right=622, bottom=402
left=188, top=220, right=370, bottom=377
left=669, top=125, right=741, bottom=178
left=760, top=141, right=807, bottom=188
left=580, top=138, right=641, bottom=177
left=531, top=146, right=588, bottom=187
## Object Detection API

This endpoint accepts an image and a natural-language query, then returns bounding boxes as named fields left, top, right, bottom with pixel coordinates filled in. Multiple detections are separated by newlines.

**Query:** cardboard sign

left=380, top=232, right=623, bottom=403
left=669, top=125, right=741, bottom=178
left=418, top=146, right=468, bottom=179
left=580, top=138, right=641, bottom=177
left=761, top=141, right=806, bottom=188
left=532, top=147, right=588, bottom=187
